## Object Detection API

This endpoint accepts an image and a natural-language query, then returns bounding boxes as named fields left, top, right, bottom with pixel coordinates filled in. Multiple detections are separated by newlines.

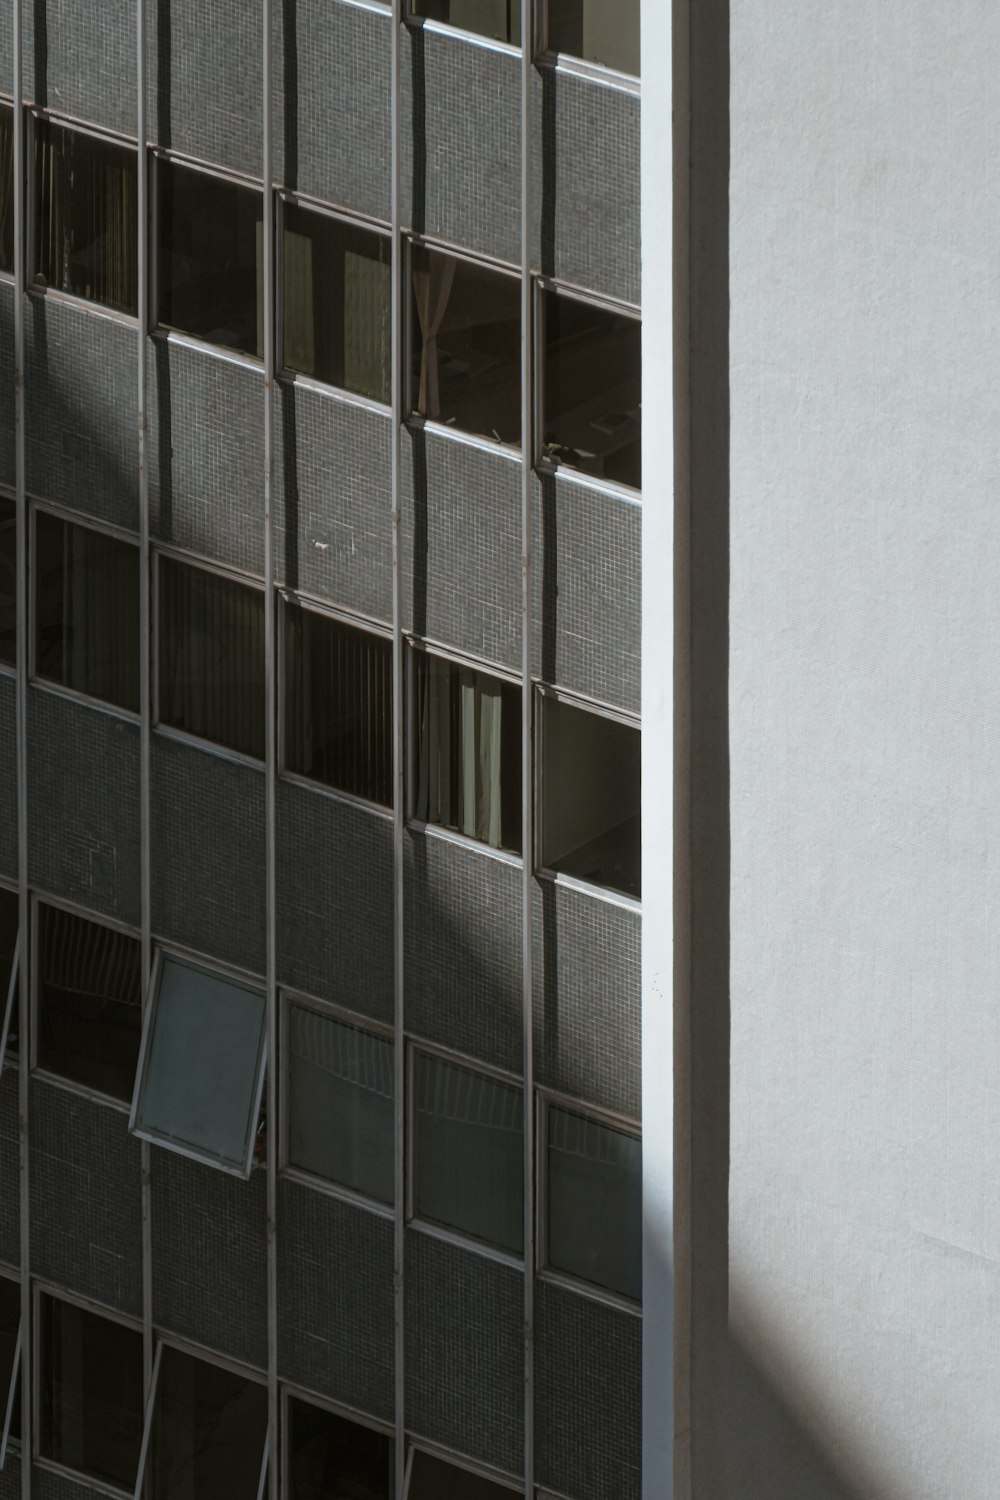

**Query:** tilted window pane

left=540, top=695, right=641, bottom=898
left=287, top=1396, right=392, bottom=1500
left=409, top=246, right=520, bottom=445
left=283, top=202, right=391, bottom=403
left=284, top=602, right=392, bottom=806
left=36, top=902, right=141, bottom=1102
left=150, top=1346, right=267, bottom=1500
left=38, top=1295, right=143, bottom=1491
left=156, top=158, right=262, bottom=356
left=411, top=650, right=521, bottom=853
left=542, top=289, right=641, bottom=489
left=0, top=497, right=15, bottom=668
left=158, top=556, right=265, bottom=759
left=0, top=1276, right=19, bottom=1454
left=34, top=512, right=140, bottom=712
left=32, top=118, right=138, bottom=315
left=0, top=105, right=12, bottom=275
left=0, top=888, right=17, bottom=1060
left=406, top=1450, right=519, bottom=1500
left=409, top=0, right=520, bottom=46
left=412, top=1051, right=523, bottom=1253
left=547, top=1106, right=641, bottom=1300
left=133, top=956, right=266, bottom=1175
left=287, top=1005, right=394, bottom=1202
left=547, top=0, right=639, bottom=75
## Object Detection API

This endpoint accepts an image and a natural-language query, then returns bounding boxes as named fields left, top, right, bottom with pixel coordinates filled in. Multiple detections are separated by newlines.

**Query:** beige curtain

left=412, top=253, right=457, bottom=418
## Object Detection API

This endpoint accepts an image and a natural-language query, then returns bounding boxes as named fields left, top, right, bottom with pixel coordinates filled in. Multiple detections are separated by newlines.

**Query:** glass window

left=282, top=202, right=391, bottom=403
left=283, top=602, right=392, bottom=806
left=0, top=497, right=15, bottom=668
left=156, top=157, right=262, bottom=356
left=0, top=1275, right=20, bottom=1466
left=34, top=512, right=140, bottom=712
left=410, top=649, right=521, bottom=854
left=409, top=245, right=520, bottom=445
left=0, top=888, right=17, bottom=1064
left=0, top=104, right=12, bottom=276
left=286, top=1004, right=394, bottom=1202
left=32, top=117, right=137, bottom=315
left=36, top=902, right=141, bottom=1102
left=541, top=288, right=641, bottom=489
left=147, top=1345, right=267, bottom=1500
left=157, top=555, right=265, bottom=760
left=38, top=1294, right=143, bottom=1491
left=405, top=1449, right=519, bottom=1500
left=409, top=0, right=520, bottom=45
left=546, top=1105, right=641, bottom=1300
left=546, top=0, right=639, bottom=75
left=131, top=955, right=266, bottom=1177
left=287, top=1396, right=392, bottom=1500
left=540, top=694, right=640, bottom=898
left=412, top=1051, right=522, bottom=1254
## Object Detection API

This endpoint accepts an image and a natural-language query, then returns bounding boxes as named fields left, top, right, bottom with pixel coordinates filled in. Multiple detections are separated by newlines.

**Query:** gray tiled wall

left=0, top=1068, right=18, bottom=1265
left=30, top=1468, right=107, bottom=1500
left=0, top=12, right=10, bottom=97
left=404, top=830, right=522, bottom=1074
left=152, top=1149, right=268, bottom=1370
left=150, top=734, right=266, bottom=974
left=29, top=1082, right=142, bottom=1316
left=0, top=676, right=16, bottom=881
left=277, top=1178, right=394, bottom=1421
left=27, top=691, right=141, bottom=928
left=24, top=0, right=136, bottom=137
left=146, top=0, right=262, bottom=176
left=25, top=298, right=139, bottom=536
left=0, top=1454, right=17, bottom=1500
left=405, top=1229, right=524, bottom=1476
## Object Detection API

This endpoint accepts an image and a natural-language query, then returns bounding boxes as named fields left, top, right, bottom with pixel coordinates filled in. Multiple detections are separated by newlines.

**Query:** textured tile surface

left=24, top=0, right=137, bottom=136
left=146, top=0, right=263, bottom=175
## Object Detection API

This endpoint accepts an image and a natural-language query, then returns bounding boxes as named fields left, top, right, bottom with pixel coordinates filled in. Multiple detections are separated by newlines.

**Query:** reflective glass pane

left=413, top=1052, right=523, bottom=1253
left=32, top=118, right=138, bottom=314
left=287, top=1005, right=394, bottom=1202
left=284, top=603, right=392, bottom=805
left=0, top=497, right=15, bottom=668
left=547, top=0, right=639, bottom=75
left=547, top=1106, right=641, bottom=1300
left=156, top=158, right=263, bottom=356
left=541, top=695, right=641, bottom=898
left=39, top=1295, right=142, bottom=1490
left=34, top=512, right=140, bottom=712
left=158, top=556, right=265, bottom=759
left=0, top=105, right=12, bottom=274
left=409, top=0, right=520, bottom=45
left=283, top=203, right=391, bottom=402
left=134, top=956, right=266, bottom=1174
left=542, top=289, right=641, bottom=489
left=407, top=1450, right=519, bottom=1500
left=0, top=888, right=17, bottom=1059
left=287, top=1396, right=391, bottom=1500
left=410, top=650, right=521, bottom=853
left=150, top=1345, right=267, bottom=1500
left=409, top=246, right=520, bottom=445
left=36, top=903, right=141, bottom=1102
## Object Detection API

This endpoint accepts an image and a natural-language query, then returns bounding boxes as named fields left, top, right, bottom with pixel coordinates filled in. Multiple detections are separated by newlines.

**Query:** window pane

left=409, top=0, right=520, bottom=45
left=38, top=1295, right=142, bottom=1490
left=287, top=1005, right=394, bottom=1202
left=411, top=650, right=521, bottom=853
left=547, top=1106, right=641, bottom=1300
left=547, top=0, right=639, bottom=75
left=134, top=956, right=266, bottom=1174
left=32, top=118, right=137, bottom=315
left=0, top=1276, right=18, bottom=1444
left=158, top=556, right=265, bottom=759
left=409, top=246, right=520, bottom=445
left=34, top=512, right=140, bottom=711
left=0, top=887, right=17, bottom=1059
left=542, top=289, right=641, bottom=489
left=150, top=1346, right=267, bottom=1500
left=288, top=1396, right=391, bottom=1500
left=413, top=1052, right=523, bottom=1253
left=284, top=603, right=392, bottom=805
left=156, top=158, right=262, bottom=356
left=0, top=497, right=15, bottom=668
left=283, top=203, right=391, bottom=403
left=407, top=1450, right=518, bottom=1500
left=541, top=695, right=640, bottom=898
left=36, top=902, right=141, bottom=1102
left=0, top=105, right=12, bottom=276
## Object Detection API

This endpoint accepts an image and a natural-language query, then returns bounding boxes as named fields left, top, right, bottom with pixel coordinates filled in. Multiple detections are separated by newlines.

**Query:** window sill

left=406, top=1215, right=524, bottom=1272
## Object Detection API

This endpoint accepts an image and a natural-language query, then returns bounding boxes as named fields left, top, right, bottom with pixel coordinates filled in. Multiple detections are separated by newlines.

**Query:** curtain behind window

left=33, top=118, right=137, bottom=315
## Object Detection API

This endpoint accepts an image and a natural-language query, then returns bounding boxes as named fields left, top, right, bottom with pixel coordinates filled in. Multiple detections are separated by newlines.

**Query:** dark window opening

left=540, top=694, right=641, bottom=898
left=0, top=1276, right=20, bottom=1461
left=287, top=1396, right=392, bottom=1500
left=409, top=0, right=521, bottom=46
left=0, top=496, right=15, bottom=668
left=406, top=1449, right=520, bottom=1500
left=0, top=888, right=17, bottom=1061
left=38, top=1294, right=143, bottom=1491
left=149, top=1346, right=267, bottom=1500
left=542, top=288, right=641, bottom=489
left=0, top=105, right=13, bottom=276
left=546, top=0, right=639, bottom=75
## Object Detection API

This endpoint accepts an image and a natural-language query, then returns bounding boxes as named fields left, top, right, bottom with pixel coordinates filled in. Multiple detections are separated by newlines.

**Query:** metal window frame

left=533, top=1, right=641, bottom=86
left=0, top=1267, right=21, bottom=1470
left=281, top=1384, right=395, bottom=1500
left=401, top=1439, right=522, bottom=1500
left=128, top=945, right=268, bottom=1180
left=401, top=4, right=523, bottom=57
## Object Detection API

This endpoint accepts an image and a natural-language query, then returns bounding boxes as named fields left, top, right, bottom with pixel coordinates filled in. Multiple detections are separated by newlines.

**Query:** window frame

left=0, top=1267, right=21, bottom=1470
left=535, top=1087, right=642, bottom=1312
left=280, top=1384, right=394, bottom=1500
left=128, top=944, right=268, bottom=1180
left=278, top=986, right=396, bottom=1213
left=402, top=4, right=524, bottom=57
left=401, top=1441, right=522, bottom=1500
left=0, top=876, right=19, bottom=1077
left=534, top=2, right=642, bottom=84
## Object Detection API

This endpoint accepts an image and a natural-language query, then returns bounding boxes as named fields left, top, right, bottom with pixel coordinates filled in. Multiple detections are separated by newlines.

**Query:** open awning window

left=403, top=1448, right=520, bottom=1500
left=130, top=953, right=266, bottom=1178
left=0, top=888, right=18, bottom=1074
left=0, top=1275, right=22, bottom=1470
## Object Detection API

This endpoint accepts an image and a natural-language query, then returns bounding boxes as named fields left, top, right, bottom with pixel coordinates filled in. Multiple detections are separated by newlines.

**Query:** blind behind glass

left=547, top=1106, right=641, bottom=1300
